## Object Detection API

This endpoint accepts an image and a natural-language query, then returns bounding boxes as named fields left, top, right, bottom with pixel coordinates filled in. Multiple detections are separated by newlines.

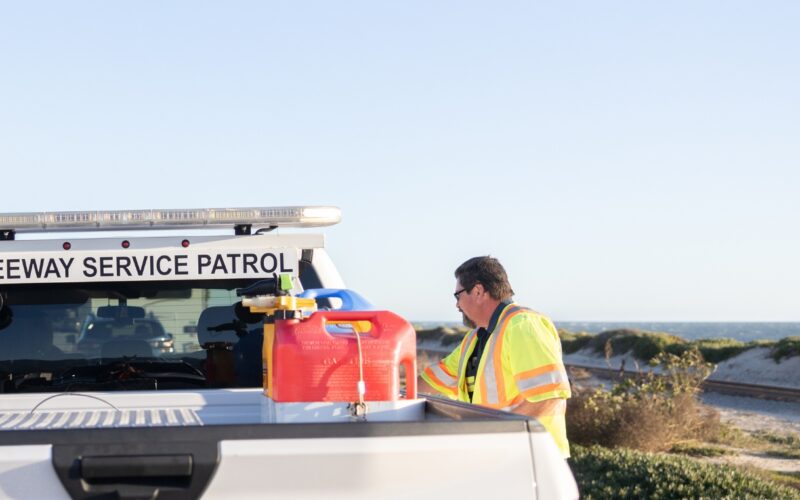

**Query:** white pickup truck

left=0, top=207, right=577, bottom=500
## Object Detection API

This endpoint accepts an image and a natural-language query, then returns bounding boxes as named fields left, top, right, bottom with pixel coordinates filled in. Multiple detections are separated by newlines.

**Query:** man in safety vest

left=418, top=256, right=572, bottom=458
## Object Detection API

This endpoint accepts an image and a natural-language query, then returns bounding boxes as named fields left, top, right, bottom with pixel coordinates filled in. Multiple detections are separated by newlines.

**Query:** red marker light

left=182, top=239, right=190, bottom=248
left=63, top=242, right=71, bottom=250
left=121, top=240, right=130, bottom=249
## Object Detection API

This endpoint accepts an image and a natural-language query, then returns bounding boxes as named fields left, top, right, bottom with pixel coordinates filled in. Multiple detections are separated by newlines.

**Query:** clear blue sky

left=2, top=2, right=798, bottom=322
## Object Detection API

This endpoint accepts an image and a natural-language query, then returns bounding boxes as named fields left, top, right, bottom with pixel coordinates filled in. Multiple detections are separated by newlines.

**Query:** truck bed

left=0, top=390, right=577, bottom=500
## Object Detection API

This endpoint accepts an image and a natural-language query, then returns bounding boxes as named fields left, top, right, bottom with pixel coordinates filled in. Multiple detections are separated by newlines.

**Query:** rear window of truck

left=0, top=279, right=278, bottom=393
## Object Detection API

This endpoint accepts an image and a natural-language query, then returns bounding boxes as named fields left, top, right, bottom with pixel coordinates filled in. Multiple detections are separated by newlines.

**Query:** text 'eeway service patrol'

left=0, top=251, right=295, bottom=283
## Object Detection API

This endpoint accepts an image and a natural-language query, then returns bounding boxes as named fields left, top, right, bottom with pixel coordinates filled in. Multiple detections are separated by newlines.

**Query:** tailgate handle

left=54, top=442, right=216, bottom=500
left=81, top=454, right=193, bottom=480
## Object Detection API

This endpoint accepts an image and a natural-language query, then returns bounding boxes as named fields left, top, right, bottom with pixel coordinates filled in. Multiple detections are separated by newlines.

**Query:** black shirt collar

left=484, top=300, right=512, bottom=334
left=467, top=300, right=514, bottom=396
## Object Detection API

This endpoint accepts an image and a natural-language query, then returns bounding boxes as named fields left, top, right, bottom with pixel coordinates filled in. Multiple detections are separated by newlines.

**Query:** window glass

left=0, top=280, right=268, bottom=393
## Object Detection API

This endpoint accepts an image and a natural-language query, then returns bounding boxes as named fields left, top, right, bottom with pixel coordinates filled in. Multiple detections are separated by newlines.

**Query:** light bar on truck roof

left=0, top=206, right=341, bottom=233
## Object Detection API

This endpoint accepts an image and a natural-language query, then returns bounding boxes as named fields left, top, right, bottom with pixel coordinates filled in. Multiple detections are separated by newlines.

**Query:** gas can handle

left=313, top=311, right=397, bottom=335
left=298, top=289, right=374, bottom=311
left=404, top=357, right=417, bottom=399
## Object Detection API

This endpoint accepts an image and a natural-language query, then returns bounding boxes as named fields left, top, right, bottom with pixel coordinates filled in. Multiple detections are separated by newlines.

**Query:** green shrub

left=569, top=445, right=800, bottom=500
left=693, top=338, right=751, bottom=364
left=747, top=430, right=800, bottom=459
left=771, top=336, right=800, bottom=362
left=632, top=332, right=687, bottom=361
left=570, top=329, right=792, bottom=364
left=751, top=430, right=800, bottom=449
left=588, top=329, right=687, bottom=362
left=414, top=326, right=465, bottom=348
left=766, top=471, right=800, bottom=491
left=559, top=329, right=593, bottom=354
left=708, top=422, right=750, bottom=447
left=669, top=441, right=734, bottom=457
left=764, top=449, right=800, bottom=459
left=664, top=342, right=691, bottom=357
left=589, top=329, right=641, bottom=356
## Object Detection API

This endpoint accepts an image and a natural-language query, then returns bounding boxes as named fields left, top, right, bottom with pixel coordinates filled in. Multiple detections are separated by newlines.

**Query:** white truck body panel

left=0, top=446, right=70, bottom=500
left=205, top=433, right=540, bottom=499
left=0, top=432, right=577, bottom=500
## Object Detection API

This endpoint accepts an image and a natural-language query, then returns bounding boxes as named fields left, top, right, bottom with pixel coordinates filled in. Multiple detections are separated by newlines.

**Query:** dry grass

left=566, top=349, right=723, bottom=452
left=568, top=388, right=723, bottom=452
left=566, top=366, right=593, bottom=381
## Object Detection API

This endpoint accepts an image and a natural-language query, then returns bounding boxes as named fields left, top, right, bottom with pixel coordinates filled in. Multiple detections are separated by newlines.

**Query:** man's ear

left=472, top=283, right=485, bottom=298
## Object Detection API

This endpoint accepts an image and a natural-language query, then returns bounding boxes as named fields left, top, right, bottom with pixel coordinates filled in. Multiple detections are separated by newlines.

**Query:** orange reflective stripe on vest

left=427, top=363, right=458, bottom=387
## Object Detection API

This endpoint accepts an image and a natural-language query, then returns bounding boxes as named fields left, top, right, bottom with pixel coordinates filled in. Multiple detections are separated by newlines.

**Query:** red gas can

left=270, top=310, right=417, bottom=402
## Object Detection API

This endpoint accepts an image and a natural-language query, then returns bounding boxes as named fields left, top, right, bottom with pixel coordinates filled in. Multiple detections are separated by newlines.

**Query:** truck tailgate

left=0, top=394, right=577, bottom=499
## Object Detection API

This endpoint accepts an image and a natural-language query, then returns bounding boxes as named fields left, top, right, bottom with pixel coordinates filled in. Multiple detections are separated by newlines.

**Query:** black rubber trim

left=10, top=418, right=531, bottom=446
left=81, top=454, right=193, bottom=479
left=4, top=397, right=539, bottom=447
left=233, top=224, right=252, bottom=235
left=298, top=249, right=323, bottom=289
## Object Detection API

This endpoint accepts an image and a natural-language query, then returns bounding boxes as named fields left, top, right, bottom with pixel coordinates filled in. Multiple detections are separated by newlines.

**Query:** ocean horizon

left=413, top=321, right=800, bottom=343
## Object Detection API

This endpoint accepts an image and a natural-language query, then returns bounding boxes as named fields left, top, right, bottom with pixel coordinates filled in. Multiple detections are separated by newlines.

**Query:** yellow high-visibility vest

left=422, top=303, right=571, bottom=457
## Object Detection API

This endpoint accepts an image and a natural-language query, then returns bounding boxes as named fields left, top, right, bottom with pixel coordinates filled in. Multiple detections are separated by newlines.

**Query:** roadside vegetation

left=559, top=328, right=800, bottom=363
left=570, top=445, right=800, bottom=499
left=771, top=336, right=800, bottom=362
left=567, top=349, right=717, bottom=452
left=414, top=325, right=467, bottom=348
left=565, top=347, right=800, bottom=496
left=416, top=325, right=800, bottom=364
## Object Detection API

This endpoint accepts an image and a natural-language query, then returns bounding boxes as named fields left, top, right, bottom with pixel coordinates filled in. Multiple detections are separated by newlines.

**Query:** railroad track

left=566, top=364, right=800, bottom=403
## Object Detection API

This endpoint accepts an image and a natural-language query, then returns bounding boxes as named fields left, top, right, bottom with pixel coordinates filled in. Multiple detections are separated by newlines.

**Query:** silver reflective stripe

left=481, top=332, right=500, bottom=405
left=0, top=409, right=203, bottom=430
left=429, top=364, right=457, bottom=386
left=504, top=305, right=529, bottom=317
left=478, top=304, right=527, bottom=406
left=456, top=329, right=478, bottom=382
left=516, top=368, right=569, bottom=393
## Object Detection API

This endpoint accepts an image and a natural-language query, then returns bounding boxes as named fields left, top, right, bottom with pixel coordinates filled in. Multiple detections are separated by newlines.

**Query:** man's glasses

left=453, top=288, right=468, bottom=300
